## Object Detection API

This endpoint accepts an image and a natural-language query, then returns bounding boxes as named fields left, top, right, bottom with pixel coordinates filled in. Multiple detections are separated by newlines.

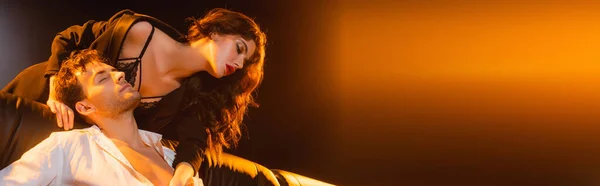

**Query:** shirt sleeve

left=0, top=133, right=64, bottom=185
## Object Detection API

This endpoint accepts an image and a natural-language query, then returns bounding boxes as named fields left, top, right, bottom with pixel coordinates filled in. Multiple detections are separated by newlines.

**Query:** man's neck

left=96, top=112, right=145, bottom=149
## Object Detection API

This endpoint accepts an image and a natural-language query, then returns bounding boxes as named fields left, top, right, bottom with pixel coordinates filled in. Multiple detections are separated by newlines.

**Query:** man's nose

left=113, top=71, right=126, bottom=83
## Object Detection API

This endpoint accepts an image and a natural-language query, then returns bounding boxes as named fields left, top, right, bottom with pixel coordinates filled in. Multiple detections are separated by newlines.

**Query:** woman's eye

left=236, top=43, right=242, bottom=54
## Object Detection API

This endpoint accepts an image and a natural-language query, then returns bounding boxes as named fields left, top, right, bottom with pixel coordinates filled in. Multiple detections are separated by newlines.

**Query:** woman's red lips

left=226, top=65, right=235, bottom=75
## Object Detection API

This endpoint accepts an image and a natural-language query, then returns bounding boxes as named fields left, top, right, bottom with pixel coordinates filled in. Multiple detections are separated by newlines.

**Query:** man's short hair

left=53, top=49, right=109, bottom=124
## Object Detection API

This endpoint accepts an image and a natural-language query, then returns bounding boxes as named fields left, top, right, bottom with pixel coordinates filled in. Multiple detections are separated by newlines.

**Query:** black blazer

left=2, top=9, right=206, bottom=173
left=0, top=90, right=284, bottom=186
left=4, top=9, right=185, bottom=103
left=46, top=9, right=187, bottom=77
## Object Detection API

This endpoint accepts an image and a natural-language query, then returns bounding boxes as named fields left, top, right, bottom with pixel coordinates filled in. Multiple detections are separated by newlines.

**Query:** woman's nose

left=236, top=59, right=244, bottom=69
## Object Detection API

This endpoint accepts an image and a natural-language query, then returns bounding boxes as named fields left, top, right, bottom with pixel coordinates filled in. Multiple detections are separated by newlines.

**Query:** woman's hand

left=47, top=98, right=74, bottom=130
left=47, top=75, right=74, bottom=130
left=169, top=162, right=195, bottom=186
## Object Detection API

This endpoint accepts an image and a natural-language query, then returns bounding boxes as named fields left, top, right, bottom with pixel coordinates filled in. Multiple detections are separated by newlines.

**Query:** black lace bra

left=115, top=25, right=161, bottom=109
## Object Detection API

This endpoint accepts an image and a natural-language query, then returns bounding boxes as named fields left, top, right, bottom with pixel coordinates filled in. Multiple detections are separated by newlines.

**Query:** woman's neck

left=164, top=40, right=211, bottom=79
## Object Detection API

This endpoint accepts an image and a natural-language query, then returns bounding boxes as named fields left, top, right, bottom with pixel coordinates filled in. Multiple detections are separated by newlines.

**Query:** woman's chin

left=208, top=71, right=224, bottom=78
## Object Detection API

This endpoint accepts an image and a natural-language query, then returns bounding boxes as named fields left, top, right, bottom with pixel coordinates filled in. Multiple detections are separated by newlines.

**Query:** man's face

left=76, top=61, right=140, bottom=117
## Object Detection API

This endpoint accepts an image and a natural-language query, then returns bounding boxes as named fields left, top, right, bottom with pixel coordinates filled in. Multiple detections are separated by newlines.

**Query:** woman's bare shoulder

left=127, top=21, right=181, bottom=45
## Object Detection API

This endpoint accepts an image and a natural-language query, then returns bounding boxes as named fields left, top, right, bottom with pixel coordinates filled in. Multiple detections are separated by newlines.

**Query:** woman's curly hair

left=183, top=8, right=267, bottom=154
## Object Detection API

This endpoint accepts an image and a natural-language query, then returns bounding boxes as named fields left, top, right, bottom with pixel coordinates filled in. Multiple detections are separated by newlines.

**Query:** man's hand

left=169, top=162, right=195, bottom=186
left=47, top=98, right=74, bottom=130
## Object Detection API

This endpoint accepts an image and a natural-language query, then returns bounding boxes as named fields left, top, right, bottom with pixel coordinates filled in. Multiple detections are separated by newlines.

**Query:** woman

left=3, top=8, right=267, bottom=185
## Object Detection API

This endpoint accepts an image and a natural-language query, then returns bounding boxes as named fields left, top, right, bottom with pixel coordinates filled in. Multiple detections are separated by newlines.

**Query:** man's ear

left=75, top=101, right=96, bottom=116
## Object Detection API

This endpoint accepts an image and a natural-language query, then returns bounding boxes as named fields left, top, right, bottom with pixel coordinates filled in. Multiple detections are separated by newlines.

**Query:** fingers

left=67, top=108, right=74, bottom=131
left=171, top=163, right=194, bottom=186
left=46, top=100, right=59, bottom=127
left=168, top=177, right=183, bottom=186
left=48, top=101, right=56, bottom=113
left=60, top=105, right=69, bottom=130
left=47, top=100, right=74, bottom=130
left=50, top=103, right=63, bottom=128
left=55, top=103, right=64, bottom=129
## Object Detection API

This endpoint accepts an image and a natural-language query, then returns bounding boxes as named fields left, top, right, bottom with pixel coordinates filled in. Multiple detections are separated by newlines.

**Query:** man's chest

left=61, top=140, right=174, bottom=185
left=117, top=146, right=173, bottom=175
left=116, top=145, right=175, bottom=185
left=63, top=152, right=155, bottom=185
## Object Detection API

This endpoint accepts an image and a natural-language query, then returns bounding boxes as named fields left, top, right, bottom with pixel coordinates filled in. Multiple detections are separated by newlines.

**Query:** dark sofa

left=0, top=91, right=332, bottom=186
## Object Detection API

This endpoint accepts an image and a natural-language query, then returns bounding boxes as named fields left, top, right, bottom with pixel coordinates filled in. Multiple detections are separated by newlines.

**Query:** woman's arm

left=45, top=20, right=108, bottom=77
left=45, top=9, right=136, bottom=130
left=172, top=114, right=208, bottom=176
left=45, top=20, right=108, bottom=130
left=45, top=9, right=138, bottom=77
left=167, top=113, right=208, bottom=185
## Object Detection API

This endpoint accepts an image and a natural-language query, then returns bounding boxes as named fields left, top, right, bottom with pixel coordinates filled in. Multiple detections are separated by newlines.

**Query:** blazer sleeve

left=44, top=20, right=108, bottom=77
left=172, top=113, right=208, bottom=176
left=44, top=9, right=137, bottom=77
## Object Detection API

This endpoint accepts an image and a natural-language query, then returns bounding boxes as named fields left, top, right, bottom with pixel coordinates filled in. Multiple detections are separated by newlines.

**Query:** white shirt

left=0, top=125, right=203, bottom=186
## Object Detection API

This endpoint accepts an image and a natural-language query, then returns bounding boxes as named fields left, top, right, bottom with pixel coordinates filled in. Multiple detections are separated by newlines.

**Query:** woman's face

left=205, top=34, right=256, bottom=78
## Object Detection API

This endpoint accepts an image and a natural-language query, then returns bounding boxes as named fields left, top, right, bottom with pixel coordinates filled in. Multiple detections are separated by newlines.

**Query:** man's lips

left=119, top=84, right=131, bottom=92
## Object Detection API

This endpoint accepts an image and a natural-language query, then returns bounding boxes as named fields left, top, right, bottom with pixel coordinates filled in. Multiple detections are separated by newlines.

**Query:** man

left=0, top=49, right=201, bottom=185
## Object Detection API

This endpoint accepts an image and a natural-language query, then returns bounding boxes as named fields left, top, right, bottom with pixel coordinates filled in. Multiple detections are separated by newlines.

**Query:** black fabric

left=271, top=169, right=335, bottom=186
left=1, top=9, right=207, bottom=173
left=2, top=62, right=51, bottom=104
left=3, top=9, right=184, bottom=103
left=173, top=141, right=204, bottom=176
left=0, top=91, right=331, bottom=186
left=0, top=9, right=330, bottom=185
left=116, top=25, right=156, bottom=93
left=200, top=152, right=280, bottom=186
left=0, top=91, right=88, bottom=168
left=135, top=75, right=209, bottom=176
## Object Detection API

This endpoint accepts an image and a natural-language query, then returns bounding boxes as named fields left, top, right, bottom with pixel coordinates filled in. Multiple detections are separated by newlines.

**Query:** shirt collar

left=88, top=125, right=165, bottom=156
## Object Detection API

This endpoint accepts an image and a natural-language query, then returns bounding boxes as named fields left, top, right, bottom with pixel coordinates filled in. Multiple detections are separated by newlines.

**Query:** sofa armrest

left=271, top=169, right=335, bottom=186
left=0, top=91, right=86, bottom=169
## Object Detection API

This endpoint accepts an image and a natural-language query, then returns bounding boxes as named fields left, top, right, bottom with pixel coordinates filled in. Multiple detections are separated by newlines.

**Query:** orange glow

left=333, top=0, right=600, bottom=128
left=327, top=1, right=600, bottom=184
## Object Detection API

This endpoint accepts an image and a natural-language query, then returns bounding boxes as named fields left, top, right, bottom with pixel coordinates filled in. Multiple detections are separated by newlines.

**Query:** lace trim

left=138, top=100, right=160, bottom=108
left=115, top=60, right=140, bottom=86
